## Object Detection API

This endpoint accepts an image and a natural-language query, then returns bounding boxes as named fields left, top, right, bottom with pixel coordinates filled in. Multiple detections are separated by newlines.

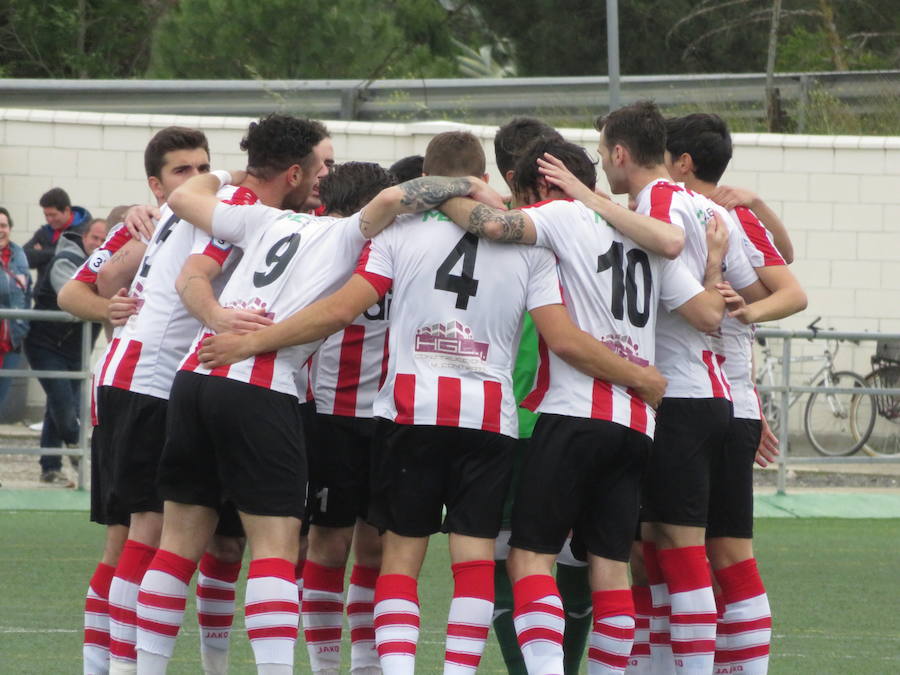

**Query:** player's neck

left=683, top=177, right=717, bottom=198
left=628, top=165, right=672, bottom=201
left=238, top=174, right=282, bottom=208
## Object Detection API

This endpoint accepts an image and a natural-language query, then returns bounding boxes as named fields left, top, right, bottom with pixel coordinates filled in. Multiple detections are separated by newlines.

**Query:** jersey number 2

left=597, top=241, right=652, bottom=327
left=434, top=233, right=479, bottom=309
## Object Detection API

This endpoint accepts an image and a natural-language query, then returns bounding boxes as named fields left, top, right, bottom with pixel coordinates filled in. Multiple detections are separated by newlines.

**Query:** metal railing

left=0, top=308, right=93, bottom=489
left=755, top=327, right=900, bottom=495
left=0, top=70, right=896, bottom=125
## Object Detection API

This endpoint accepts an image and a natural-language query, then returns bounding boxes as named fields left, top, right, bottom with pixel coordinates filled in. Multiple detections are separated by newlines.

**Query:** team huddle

left=60, top=103, right=806, bottom=675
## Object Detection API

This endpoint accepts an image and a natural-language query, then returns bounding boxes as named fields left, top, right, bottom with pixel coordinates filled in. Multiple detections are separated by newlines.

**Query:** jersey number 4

left=434, top=233, right=480, bottom=309
left=597, top=241, right=652, bottom=327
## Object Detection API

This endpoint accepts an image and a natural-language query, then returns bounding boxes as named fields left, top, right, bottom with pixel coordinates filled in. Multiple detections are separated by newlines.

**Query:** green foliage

left=0, top=0, right=165, bottom=78
left=145, top=0, right=461, bottom=80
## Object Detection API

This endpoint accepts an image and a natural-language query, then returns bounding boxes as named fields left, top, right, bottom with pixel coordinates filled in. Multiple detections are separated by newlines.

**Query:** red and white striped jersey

left=357, top=210, right=562, bottom=438
left=73, top=222, right=132, bottom=286
left=519, top=199, right=702, bottom=438
left=98, top=185, right=255, bottom=399
left=313, top=291, right=390, bottom=417
left=723, top=208, right=785, bottom=419
left=638, top=179, right=757, bottom=400
left=180, top=203, right=367, bottom=398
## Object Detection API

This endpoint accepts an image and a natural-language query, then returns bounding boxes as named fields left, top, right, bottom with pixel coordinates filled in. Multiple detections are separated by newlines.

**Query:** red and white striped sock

left=108, top=540, right=156, bottom=668
left=295, top=560, right=305, bottom=602
left=511, top=574, right=565, bottom=675
left=642, top=542, right=673, bottom=675
left=713, top=580, right=728, bottom=673
left=301, top=560, right=346, bottom=674
left=589, top=589, right=636, bottom=674
left=374, top=573, right=420, bottom=674
left=657, top=546, right=717, bottom=674
left=347, top=565, right=380, bottom=672
left=135, top=549, right=196, bottom=665
left=84, top=562, right=116, bottom=674
left=197, top=553, right=242, bottom=674
left=444, top=560, right=494, bottom=674
left=625, top=585, right=652, bottom=674
left=713, top=559, right=771, bottom=675
left=245, top=558, right=300, bottom=671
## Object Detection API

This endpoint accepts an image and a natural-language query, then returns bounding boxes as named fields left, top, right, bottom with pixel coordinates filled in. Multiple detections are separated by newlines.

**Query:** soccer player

left=135, top=162, right=503, bottom=675
left=489, top=116, right=595, bottom=675
left=95, top=116, right=329, bottom=675
left=301, top=162, right=396, bottom=675
left=56, top=126, right=212, bottom=675
left=664, top=113, right=806, bottom=675
left=195, top=131, right=668, bottom=675
left=434, top=133, right=732, bottom=675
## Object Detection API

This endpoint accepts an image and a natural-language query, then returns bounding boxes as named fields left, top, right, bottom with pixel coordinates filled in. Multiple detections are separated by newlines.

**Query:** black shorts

left=367, top=419, right=515, bottom=539
left=707, top=417, right=761, bottom=539
left=89, top=421, right=130, bottom=527
left=158, top=371, right=307, bottom=519
left=298, top=401, right=317, bottom=536
left=102, top=386, right=168, bottom=515
left=509, top=414, right=651, bottom=563
left=307, top=414, right=376, bottom=528
left=642, top=397, right=733, bottom=528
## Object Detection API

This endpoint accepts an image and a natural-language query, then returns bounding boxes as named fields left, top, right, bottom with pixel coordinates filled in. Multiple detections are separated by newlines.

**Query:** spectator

left=24, top=188, right=92, bottom=290
left=0, top=206, right=32, bottom=409
left=25, top=217, right=107, bottom=485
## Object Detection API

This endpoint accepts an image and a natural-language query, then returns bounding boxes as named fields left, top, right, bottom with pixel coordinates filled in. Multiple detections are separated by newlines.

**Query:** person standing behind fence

left=24, top=188, right=92, bottom=290
left=25, top=217, right=108, bottom=485
left=0, top=206, right=32, bottom=409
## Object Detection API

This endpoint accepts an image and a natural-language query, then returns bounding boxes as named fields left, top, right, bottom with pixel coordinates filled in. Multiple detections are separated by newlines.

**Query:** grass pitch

left=0, top=512, right=897, bottom=673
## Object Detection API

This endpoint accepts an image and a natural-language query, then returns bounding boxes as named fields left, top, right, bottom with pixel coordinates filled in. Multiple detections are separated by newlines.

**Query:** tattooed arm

left=440, top=198, right=538, bottom=245
left=358, top=175, right=505, bottom=238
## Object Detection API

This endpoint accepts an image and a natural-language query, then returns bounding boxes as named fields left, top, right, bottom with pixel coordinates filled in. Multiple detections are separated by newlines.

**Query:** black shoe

left=40, top=470, right=74, bottom=488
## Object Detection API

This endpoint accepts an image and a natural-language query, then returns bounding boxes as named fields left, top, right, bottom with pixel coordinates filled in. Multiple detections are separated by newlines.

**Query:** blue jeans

left=23, top=343, right=82, bottom=473
left=0, top=349, right=23, bottom=408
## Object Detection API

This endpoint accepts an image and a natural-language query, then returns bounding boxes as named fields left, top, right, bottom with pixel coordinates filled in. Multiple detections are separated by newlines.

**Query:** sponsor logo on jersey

left=414, top=319, right=489, bottom=369
left=600, top=333, right=649, bottom=367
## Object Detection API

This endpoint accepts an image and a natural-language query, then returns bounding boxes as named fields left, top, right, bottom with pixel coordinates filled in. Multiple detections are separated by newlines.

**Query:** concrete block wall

left=2, top=108, right=898, bottom=392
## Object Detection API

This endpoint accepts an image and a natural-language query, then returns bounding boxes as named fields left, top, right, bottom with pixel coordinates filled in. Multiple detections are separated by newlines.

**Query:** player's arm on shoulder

left=168, top=170, right=239, bottom=235
left=711, top=185, right=794, bottom=263
left=96, top=238, right=146, bottom=298
left=721, top=265, right=807, bottom=325
left=440, top=198, right=537, bottom=244
left=58, top=280, right=109, bottom=322
left=197, top=274, right=380, bottom=368
left=530, top=303, right=667, bottom=408
left=358, top=175, right=504, bottom=238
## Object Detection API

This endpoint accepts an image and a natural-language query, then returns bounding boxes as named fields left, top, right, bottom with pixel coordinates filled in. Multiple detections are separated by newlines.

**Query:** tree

left=145, top=0, right=464, bottom=80
left=0, top=0, right=168, bottom=78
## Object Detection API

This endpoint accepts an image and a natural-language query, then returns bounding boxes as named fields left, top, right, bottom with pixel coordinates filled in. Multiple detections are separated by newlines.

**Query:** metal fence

left=0, top=70, right=897, bottom=128
left=755, top=327, right=900, bottom=495
left=0, top=308, right=92, bottom=489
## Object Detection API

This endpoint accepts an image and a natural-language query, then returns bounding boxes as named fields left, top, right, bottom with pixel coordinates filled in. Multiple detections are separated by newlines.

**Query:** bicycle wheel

left=858, top=366, right=900, bottom=457
left=804, top=371, right=872, bottom=456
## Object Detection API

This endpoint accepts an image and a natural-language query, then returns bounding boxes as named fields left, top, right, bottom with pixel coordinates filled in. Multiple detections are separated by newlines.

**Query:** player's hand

left=716, top=281, right=757, bottom=324
left=706, top=212, right=729, bottom=262
left=210, top=307, right=275, bottom=335
left=634, top=365, right=667, bottom=409
left=198, top=332, right=254, bottom=368
left=466, top=177, right=507, bottom=210
left=107, top=288, right=139, bottom=326
left=537, top=153, right=597, bottom=203
left=124, top=204, right=160, bottom=241
left=755, top=413, right=780, bottom=467
left=710, top=185, right=758, bottom=211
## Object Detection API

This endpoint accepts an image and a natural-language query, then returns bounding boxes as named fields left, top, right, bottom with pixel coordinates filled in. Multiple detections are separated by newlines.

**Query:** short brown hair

left=423, top=131, right=486, bottom=177
left=144, top=126, right=209, bottom=179
left=595, top=100, right=666, bottom=168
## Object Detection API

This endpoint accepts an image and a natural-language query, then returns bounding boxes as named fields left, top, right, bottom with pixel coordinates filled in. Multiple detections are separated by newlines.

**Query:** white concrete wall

left=2, top=108, right=898, bottom=394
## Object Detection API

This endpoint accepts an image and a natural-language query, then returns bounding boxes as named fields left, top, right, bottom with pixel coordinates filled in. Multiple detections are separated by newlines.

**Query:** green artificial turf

left=0, top=512, right=897, bottom=673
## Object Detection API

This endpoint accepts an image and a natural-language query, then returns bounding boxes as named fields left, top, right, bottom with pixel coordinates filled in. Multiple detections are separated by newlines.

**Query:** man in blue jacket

left=24, top=187, right=92, bottom=290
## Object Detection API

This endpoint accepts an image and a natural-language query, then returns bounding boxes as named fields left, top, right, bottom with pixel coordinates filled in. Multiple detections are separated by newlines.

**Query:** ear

left=287, top=164, right=303, bottom=187
left=504, top=169, right=515, bottom=190
left=613, top=144, right=627, bottom=167
left=677, top=152, right=695, bottom=174
left=147, top=176, right=165, bottom=202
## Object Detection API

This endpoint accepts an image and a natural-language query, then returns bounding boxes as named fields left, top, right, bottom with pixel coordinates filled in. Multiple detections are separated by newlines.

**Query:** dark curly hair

left=320, top=162, right=396, bottom=216
left=513, top=137, right=597, bottom=201
left=240, top=114, right=329, bottom=180
left=494, top=116, right=562, bottom=176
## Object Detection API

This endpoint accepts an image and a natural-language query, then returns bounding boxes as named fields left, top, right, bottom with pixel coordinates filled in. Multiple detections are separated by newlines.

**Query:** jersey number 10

left=597, top=241, right=652, bottom=327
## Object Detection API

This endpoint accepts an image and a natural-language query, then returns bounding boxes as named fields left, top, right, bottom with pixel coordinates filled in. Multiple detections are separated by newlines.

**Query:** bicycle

left=755, top=318, right=876, bottom=457
left=852, top=339, right=900, bottom=457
